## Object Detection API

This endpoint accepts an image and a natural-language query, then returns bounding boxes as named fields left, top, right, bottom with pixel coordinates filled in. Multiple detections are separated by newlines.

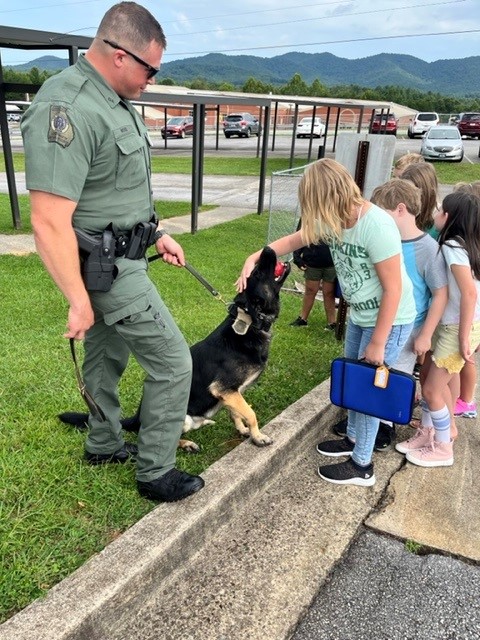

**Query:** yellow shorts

left=431, top=321, right=480, bottom=374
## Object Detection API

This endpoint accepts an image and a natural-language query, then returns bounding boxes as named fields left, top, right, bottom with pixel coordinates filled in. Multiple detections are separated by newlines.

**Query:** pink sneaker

left=395, top=427, right=433, bottom=454
left=454, top=398, right=477, bottom=419
left=405, top=440, right=454, bottom=467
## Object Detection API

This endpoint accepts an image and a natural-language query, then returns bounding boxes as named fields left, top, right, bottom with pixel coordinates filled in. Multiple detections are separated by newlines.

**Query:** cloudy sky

left=1, top=0, right=477, bottom=66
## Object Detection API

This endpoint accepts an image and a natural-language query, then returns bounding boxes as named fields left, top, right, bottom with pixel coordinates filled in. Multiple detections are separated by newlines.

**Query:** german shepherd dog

left=59, top=247, right=291, bottom=451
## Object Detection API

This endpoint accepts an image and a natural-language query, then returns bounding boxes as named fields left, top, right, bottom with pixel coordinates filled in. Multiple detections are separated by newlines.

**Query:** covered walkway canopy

left=1, top=25, right=412, bottom=230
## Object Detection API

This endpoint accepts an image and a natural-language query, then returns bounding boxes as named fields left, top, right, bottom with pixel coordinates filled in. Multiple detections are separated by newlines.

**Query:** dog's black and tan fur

left=59, top=247, right=290, bottom=450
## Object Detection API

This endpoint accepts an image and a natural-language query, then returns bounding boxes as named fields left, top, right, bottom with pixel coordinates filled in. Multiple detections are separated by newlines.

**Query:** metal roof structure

left=1, top=25, right=411, bottom=230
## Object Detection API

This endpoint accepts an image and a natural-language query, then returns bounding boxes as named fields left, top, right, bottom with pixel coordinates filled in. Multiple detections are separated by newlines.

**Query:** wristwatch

left=152, top=229, right=166, bottom=244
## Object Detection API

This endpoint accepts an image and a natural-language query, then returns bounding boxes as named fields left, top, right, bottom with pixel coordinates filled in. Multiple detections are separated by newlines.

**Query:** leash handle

left=184, top=262, right=219, bottom=297
left=148, top=253, right=219, bottom=298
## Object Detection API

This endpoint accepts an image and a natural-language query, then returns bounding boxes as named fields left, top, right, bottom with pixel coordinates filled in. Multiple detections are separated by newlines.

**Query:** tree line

left=5, top=67, right=480, bottom=114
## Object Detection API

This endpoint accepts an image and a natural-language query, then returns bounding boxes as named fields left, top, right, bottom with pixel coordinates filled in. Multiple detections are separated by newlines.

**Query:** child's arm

left=451, top=263, right=477, bottom=363
left=414, top=285, right=448, bottom=356
left=363, top=254, right=402, bottom=365
left=236, top=230, right=304, bottom=291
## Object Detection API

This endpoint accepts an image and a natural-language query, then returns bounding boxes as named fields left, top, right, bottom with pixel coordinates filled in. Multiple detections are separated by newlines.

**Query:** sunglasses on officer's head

left=69, top=339, right=106, bottom=422
left=103, top=38, right=159, bottom=79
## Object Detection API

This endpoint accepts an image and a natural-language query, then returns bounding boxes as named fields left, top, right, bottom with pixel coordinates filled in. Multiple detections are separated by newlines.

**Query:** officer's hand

left=64, top=299, right=95, bottom=340
left=156, top=234, right=186, bottom=267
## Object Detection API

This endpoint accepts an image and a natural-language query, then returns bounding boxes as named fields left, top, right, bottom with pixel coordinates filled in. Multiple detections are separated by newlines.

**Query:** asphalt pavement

left=1, top=173, right=479, bottom=640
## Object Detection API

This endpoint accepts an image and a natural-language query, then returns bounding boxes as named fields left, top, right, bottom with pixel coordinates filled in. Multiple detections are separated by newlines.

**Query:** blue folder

left=330, top=357, right=416, bottom=425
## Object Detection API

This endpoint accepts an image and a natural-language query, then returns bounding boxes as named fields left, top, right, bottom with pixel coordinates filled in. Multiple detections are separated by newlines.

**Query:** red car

left=161, top=116, right=194, bottom=139
left=457, top=113, right=480, bottom=139
left=371, top=113, right=397, bottom=136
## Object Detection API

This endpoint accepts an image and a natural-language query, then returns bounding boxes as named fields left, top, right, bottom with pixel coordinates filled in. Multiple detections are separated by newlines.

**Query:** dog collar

left=229, top=303, right=273, bottom=334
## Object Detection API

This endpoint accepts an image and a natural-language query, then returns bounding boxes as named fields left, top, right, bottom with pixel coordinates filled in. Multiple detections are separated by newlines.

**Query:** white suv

left=408, top=112, right=439, bottom=138
left=296, top=117, right=325, bottom=138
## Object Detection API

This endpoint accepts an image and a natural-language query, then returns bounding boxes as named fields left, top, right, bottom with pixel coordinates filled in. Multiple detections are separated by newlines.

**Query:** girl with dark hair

left=396, top=190, right=480, bottom=467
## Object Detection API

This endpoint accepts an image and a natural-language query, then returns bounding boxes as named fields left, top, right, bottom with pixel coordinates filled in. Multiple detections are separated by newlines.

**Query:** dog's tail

left=58, top=411, right=141, bottom=433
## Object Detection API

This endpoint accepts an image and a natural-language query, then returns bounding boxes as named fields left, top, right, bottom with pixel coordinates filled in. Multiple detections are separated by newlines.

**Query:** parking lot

left=5, top=122, right=480, bottom=164
left=150, top=128, right=480, bottom=164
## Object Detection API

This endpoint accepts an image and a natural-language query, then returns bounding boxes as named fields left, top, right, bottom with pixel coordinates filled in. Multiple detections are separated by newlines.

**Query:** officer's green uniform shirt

left=21, top=54, right=153, bottom=235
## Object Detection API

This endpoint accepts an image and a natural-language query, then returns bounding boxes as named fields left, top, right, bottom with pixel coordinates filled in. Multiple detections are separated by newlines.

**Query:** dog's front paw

left=252, top=433, right=273, bottom=447
left=178, top=439, right=201, bottom=453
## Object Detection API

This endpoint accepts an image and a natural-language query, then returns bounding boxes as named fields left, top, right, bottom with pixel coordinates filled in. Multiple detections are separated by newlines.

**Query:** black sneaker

left=316, top=436, right=354, bottom=457
left=137, top=468, right=205, bottom=502
left=85, top=442, right=138, bottom=465
left=290, top=316, right=308, bottom=327
left=332, top=419, right=395, bottom=450
left=374, top=423, right=396, bottom=451
left=332, top=417, right=348, bottom=437
left=318, top=458, right=375, bottom=486
left=324, top=322, right=337, bottom=331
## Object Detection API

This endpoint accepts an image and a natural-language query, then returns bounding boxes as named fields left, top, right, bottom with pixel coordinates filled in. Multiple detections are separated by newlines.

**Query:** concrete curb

left=0, top=380, right=339, bottom=640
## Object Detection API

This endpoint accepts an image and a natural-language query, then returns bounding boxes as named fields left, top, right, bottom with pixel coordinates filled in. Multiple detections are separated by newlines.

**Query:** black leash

left=69, top=338, right=106, bottom=421
left=148, top=253, right=230, bottom=306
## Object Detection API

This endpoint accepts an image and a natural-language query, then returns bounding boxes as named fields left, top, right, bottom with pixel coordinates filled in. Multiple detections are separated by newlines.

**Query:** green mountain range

left=8, top=52, right=480, bottom=96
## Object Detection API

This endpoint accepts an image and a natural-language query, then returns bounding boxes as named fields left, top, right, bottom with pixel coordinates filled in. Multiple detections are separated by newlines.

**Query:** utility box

left=335, top=133, right=396, bottom=199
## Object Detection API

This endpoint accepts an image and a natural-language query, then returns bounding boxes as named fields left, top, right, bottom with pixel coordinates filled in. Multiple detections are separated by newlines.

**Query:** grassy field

left=2, top=151, right=479, bottom=183
left=0, top=212, right=342, bottom=624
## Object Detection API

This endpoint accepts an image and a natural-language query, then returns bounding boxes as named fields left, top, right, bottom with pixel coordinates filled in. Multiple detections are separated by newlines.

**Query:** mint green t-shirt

left=329, top=203, right=415, bottom=327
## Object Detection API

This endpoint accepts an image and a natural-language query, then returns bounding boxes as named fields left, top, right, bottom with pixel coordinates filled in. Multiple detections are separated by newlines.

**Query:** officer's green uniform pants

left=83, top=258, right=192, bottom=483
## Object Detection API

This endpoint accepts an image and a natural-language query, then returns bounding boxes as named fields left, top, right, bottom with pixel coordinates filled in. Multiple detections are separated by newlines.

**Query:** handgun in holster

left=74, top=227, right=116, bottom=292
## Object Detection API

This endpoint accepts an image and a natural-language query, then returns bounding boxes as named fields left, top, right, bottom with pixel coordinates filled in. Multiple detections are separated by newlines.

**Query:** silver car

left=420, top=125, right=464, bottom=162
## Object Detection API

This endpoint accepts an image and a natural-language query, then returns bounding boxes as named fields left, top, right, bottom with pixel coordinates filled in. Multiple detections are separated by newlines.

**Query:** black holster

left=122, top=220, right=157, bottom=260
left=75, top=227, right=117, bottom=292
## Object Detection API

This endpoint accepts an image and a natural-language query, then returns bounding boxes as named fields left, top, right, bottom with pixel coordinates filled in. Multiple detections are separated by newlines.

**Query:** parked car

left=296, top=116, right=325, bottom=138
left=223, top=113, right=260, bottom=138
left=457, top=112, right=480, bottom=139
left=407, top=112, right=439, bottom=138
left=420, top=125, right=464, bottom=162
left=161, top=116, right=194, bottom=139
left=371, top=113, right=397, bottom=135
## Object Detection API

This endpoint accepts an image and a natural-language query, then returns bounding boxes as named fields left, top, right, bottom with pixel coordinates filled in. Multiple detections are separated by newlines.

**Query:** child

left=370, top=179, right=448, bottom=443
left=291, top=238, right=337, bottom=330
left=399, top=162, right=441, bottom=381
left=452, top=181, right=480, bottom=419
left=399, top=163, right=439, bottom=238
left=237, top=158, right=415, bottom=487
left=371, top=179, right=448, bottom=375
left=392, top=152, right=425, bottom=178
left=395, top=191, right=480, bottom=467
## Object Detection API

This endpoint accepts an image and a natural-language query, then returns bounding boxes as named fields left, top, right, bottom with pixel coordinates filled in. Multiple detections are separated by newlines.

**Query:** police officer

left=21, top=2, right=204, bottom=502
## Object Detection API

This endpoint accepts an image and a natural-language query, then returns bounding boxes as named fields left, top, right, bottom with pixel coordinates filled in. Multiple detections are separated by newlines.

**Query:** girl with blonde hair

left=237, top=158, right=415, bottom=487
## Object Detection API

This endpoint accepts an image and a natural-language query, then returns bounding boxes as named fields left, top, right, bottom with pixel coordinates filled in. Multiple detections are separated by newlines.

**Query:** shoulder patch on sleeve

left=48, top=105, right=74, bottom=148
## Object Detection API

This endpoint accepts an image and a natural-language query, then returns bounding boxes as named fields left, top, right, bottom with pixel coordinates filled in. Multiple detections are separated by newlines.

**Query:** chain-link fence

left=267, top=163, right=312, bottom=295
left=267, top=163, right=312, bottom=247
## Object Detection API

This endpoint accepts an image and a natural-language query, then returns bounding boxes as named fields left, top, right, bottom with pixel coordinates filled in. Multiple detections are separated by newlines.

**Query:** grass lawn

left=0, top=152, right=308, bottom=178
left=0, top=212, right=342, bottom=624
